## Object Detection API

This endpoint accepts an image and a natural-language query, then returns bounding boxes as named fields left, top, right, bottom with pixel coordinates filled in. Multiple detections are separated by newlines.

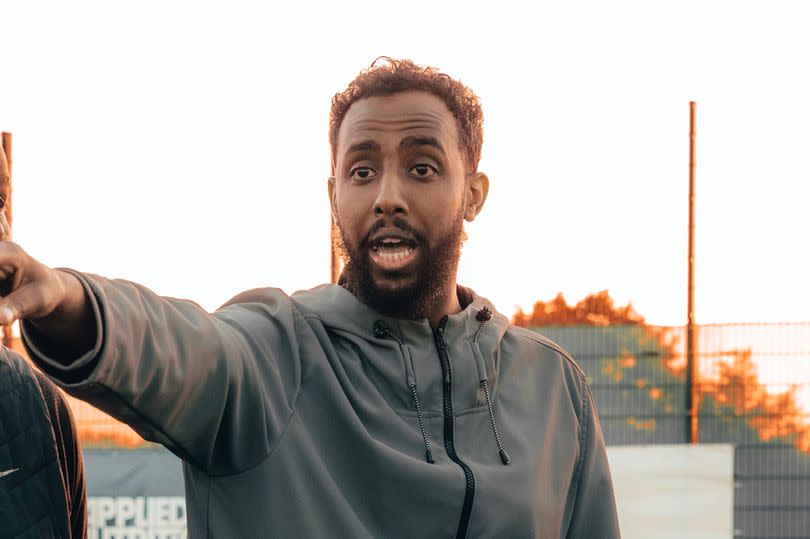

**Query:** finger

left=0, top=306, right=14, bottom=325
left=0, top=285, right=47, bottom=325
left=0, top=240, right=25, bottom=274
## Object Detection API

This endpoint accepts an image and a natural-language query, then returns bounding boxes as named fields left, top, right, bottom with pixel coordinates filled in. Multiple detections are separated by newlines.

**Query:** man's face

left=329, top=91, right=484, bottom=318
left=0, top=147, right=9, bottom=241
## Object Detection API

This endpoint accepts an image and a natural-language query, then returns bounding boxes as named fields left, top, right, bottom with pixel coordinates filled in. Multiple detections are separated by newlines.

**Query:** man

left=0, top=59, right=619, bottom=537
left=0, top=145, right=87, bottom=538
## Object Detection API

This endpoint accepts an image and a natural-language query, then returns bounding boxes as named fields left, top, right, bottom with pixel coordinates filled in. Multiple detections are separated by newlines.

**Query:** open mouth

left=369, top=237, right=418, bottom=271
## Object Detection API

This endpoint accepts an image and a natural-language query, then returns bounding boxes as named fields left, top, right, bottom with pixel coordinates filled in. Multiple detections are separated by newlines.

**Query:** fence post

left=686, top=102, right=699, bottom=444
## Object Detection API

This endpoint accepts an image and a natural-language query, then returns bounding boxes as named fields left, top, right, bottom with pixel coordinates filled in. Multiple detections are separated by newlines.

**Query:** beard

left=334, top=212, right=466, bottom=320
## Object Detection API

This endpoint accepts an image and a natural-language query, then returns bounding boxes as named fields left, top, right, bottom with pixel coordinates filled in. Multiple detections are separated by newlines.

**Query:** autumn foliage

left=701, top=349, right=810, bottom=452
left=512, top=290, right=645, bottom=327
left=513, top=291, right=810, bottom=453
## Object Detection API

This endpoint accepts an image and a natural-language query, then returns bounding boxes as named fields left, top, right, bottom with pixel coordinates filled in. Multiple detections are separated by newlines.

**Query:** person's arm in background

left=34, top=369, right=87, bottom=539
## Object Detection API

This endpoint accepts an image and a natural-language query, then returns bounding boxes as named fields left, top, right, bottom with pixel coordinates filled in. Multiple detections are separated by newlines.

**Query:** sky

left=1, top=0, right=809, bottom=326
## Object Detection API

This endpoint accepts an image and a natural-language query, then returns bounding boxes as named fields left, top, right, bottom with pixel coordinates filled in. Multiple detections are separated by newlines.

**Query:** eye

left=410, top=164, right=437, bottom=178
left=349, top=167, right=377, bottom=181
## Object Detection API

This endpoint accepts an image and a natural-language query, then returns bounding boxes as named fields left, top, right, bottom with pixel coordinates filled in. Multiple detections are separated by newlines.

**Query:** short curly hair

left=330, top=57, right=484, bottom=175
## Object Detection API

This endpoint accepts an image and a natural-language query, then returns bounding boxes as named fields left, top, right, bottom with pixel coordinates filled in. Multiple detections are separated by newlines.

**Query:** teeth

left=372, top=238, right=410, bottom=251
left=375, top=247, right=413, bottom=262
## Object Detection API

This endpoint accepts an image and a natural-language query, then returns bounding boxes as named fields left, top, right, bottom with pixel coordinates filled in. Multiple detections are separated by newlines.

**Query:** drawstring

left=374, top=320, right=436, bottom=464
left=482, top=379, right=511, bottom=465
left=473, top=305, right=491, bottom=341
left=373, top=320, right=402, bottom=344
left=373, top=307, right=511, bottom=467
left=474, top=306, right=512, bottom=465
left=410, top=384, right=436, bottom=464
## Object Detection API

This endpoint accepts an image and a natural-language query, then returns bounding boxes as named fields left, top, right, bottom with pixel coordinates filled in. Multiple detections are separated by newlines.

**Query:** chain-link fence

left=538, top=323, right=810, bottom=539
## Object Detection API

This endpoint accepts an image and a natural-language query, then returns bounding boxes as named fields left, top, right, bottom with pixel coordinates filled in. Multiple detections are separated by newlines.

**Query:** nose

left=373, top=173, right=408, bottom=216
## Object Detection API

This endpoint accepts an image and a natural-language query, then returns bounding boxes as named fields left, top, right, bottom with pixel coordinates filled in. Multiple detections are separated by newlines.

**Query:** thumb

left=0, top=305, right=14, bottom=325
left=0, top=286, right=46, bottom=326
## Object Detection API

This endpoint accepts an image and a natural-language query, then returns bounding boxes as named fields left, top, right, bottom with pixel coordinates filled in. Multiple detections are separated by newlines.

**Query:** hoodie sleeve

left=22, top=270, right=302, bottom=476
left=565, top=374, right=621, bottom=539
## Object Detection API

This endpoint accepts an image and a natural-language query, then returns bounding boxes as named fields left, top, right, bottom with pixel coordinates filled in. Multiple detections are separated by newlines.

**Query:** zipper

left=433, top=318, right=476, bottom=539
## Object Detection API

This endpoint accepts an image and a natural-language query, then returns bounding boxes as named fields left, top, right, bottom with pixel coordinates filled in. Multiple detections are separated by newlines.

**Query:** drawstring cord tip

left=426, top=450, right=436, bottom=464
left=482, top=378, right=512, bottom=466
left=373, top=321, right=387, bottom=339
left=476, top=305, right=492, bottom=322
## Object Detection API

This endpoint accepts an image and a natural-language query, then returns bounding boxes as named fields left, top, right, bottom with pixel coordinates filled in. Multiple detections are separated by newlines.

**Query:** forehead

left=336, top=91, right=459, bottom=157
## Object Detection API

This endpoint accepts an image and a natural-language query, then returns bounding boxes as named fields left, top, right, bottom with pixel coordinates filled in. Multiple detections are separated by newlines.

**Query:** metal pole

left=1, top=131, right=13, bottom=348
left=686, top=102, right=698, bottom=444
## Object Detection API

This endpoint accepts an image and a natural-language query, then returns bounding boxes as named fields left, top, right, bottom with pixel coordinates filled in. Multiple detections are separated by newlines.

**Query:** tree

left=515, top=291, right=810, bottom=454
left=513, top=290, right=644, bottom=327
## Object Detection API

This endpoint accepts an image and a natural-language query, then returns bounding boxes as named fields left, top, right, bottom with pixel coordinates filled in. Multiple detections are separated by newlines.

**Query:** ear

left=328, top=176, right=338, bottom=220
left=464, top=172, right=489, bottom=221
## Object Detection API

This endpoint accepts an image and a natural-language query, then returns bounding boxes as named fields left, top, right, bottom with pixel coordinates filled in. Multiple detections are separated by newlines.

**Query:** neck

left=428, top=279, right=462, bottom=327
left=339, top=274, right=463, bottom=325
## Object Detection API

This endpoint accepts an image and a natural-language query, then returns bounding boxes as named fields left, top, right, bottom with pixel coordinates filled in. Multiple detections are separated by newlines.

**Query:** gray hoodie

left=24, top=271, right=620, bottom=538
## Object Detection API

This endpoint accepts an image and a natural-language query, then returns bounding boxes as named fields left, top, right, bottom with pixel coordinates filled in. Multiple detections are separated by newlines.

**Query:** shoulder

left=0, top=346, right=68, bottom=426
left=217, top=287, right=300, bottom=327
left=30, top=367, right=73, bottom=426
left=0, top=346, right=52, bottom=453
left=0, top=349, right=79, bottom=459
left=0, top=344, right=31, bottom=370
left=503, top=325, right=586, bottom=379
left=219, top=287, right=292, bottom=309
left=500, top=325, right=589, bottom=420
left=0, top=346, right=39, bottom=393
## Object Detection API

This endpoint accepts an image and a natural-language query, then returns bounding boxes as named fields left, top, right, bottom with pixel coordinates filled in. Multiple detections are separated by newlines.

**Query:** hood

left=291, top=283, right=510, bottom=346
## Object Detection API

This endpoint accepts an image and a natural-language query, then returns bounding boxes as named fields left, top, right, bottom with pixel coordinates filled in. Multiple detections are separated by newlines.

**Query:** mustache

left=361, top=218, right=424, bottom=248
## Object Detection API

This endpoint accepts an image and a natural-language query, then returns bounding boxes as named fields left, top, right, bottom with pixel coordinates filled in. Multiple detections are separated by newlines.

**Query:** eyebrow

left=400, top=136, right=445, bottom=154
left=345, top=140, right=381, bottom=155
left=345, top=136, right=447, bottom=158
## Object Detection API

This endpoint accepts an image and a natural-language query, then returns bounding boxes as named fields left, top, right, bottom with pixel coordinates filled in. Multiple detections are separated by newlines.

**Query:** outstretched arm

left=0, top=241, right=302, bottom=475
